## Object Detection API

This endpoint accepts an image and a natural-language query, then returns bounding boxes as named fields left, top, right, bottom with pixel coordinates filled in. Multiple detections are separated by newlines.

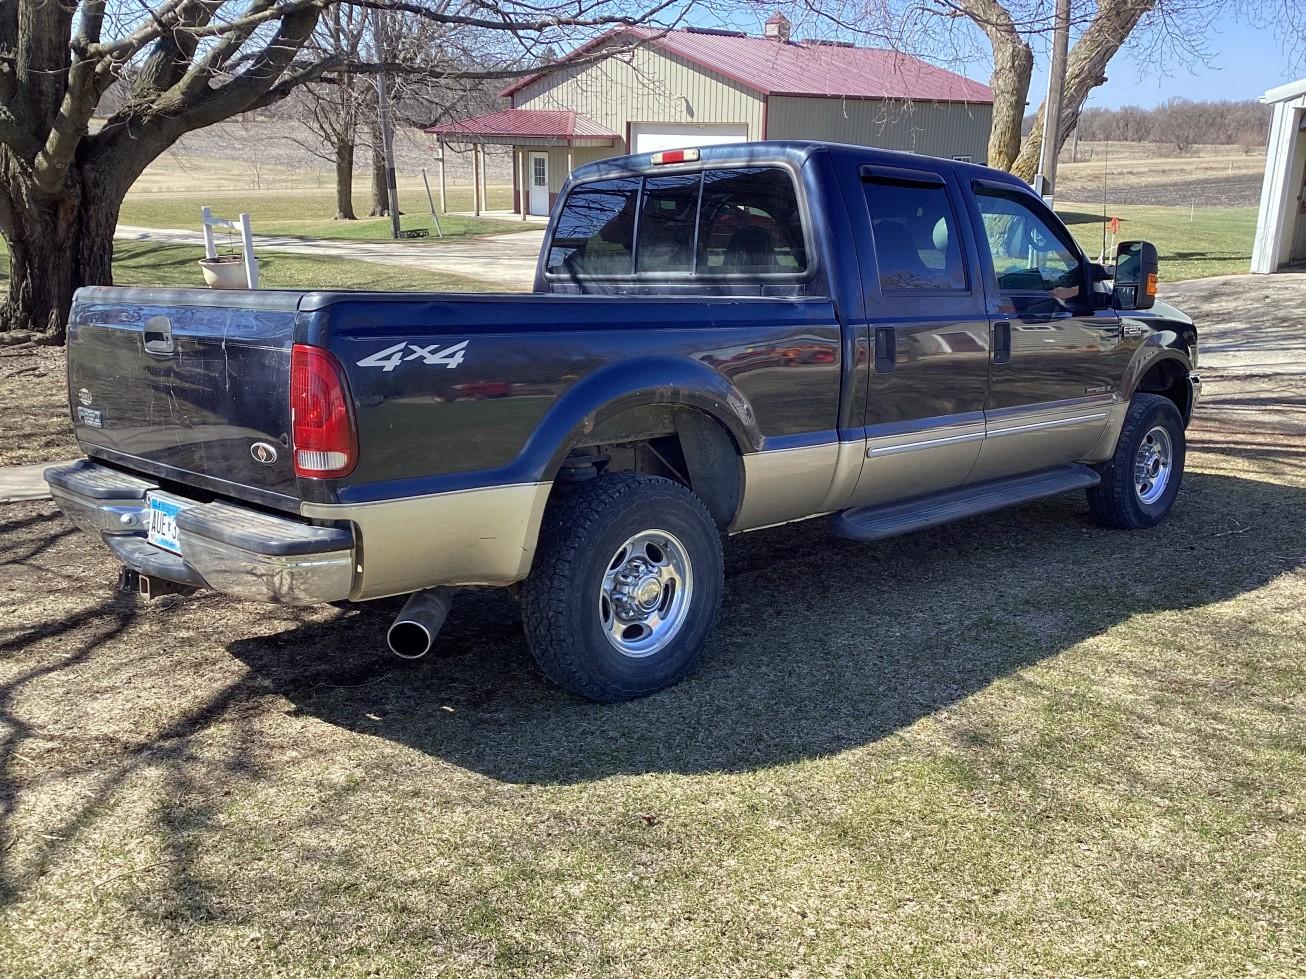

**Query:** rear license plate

left=146, top=494, right=186, bottom=554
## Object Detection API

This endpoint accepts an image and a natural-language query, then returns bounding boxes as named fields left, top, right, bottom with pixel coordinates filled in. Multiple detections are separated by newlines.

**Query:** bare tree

left=0, top=0, right=685, bottom=342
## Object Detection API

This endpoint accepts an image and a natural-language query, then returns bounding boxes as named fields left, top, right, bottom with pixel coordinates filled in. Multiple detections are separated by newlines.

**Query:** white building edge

left=1252, top=78, right=1306, bottom=273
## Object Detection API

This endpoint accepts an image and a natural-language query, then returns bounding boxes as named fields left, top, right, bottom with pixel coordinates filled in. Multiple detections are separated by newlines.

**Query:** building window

left=545, top=177, right=639, bottom=276
left=533, top=156, right=547, bottom=186
left=863, top=179, right=968, bottom=292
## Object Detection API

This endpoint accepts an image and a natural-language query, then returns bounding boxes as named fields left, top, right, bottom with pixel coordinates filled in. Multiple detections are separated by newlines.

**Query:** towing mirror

left=1113, top=240, right=1158, bottom=311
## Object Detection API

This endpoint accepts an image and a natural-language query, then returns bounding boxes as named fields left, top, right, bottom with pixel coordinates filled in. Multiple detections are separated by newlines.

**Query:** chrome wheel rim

left=1134, top=425, right=1173, bottom=505
left=599, top=529, right=694, bottom=658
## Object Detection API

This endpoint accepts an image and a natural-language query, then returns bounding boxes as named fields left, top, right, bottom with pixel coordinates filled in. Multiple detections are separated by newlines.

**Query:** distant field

left=1057, top=143, right=1265, bottom=208
left=119, top=188, right=521, bottom=241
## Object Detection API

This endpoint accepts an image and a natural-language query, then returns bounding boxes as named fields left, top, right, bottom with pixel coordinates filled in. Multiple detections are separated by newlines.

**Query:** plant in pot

left=198, top=229, right=257, bottom=289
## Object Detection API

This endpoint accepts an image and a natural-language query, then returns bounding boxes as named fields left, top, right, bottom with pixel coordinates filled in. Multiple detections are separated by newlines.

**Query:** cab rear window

left=546, top=166, right=808, bottom=279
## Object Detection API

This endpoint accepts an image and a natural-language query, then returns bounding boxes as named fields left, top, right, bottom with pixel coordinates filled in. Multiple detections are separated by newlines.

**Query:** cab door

left=966, top=179, right=1124, bottom=481
left=843, top=160, right=991, bottom=506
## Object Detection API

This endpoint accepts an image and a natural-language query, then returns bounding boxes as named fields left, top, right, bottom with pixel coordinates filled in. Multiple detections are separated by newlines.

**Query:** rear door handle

left=992, top=320, right=1011, bottom=365
left=873, top=327, right=896, bottom=373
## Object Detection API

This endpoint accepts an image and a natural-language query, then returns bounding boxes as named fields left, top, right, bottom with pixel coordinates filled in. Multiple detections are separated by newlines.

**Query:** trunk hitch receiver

left=117, top=567, right=197, bottom=600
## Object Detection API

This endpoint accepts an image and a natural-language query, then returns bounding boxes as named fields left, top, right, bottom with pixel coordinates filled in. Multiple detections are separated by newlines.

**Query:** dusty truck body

left=47, top=141, right=1200, bottom=701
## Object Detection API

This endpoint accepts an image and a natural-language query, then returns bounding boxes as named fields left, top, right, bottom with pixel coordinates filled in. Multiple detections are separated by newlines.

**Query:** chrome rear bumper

left=44, top=460, right=354, bottom=605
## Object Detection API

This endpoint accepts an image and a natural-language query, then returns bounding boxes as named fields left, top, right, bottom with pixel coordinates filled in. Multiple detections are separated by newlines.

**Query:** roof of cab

left=565, top=140, right=1028, bottom=190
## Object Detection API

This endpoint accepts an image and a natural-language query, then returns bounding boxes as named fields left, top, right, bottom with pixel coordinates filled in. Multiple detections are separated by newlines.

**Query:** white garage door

left=631, top=123, right=749, bottom=155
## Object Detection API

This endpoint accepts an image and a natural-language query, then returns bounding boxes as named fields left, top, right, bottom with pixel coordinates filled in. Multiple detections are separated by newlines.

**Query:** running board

left=830, top=464, right=1101, bottom=542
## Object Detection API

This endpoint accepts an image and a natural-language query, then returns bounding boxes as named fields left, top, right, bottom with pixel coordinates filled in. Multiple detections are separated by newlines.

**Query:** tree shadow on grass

left=227, top=470, right=1304, bottom=785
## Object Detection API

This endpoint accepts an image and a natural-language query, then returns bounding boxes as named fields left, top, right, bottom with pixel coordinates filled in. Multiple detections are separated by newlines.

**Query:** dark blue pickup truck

left=47, top=141, right=1200, bottom=701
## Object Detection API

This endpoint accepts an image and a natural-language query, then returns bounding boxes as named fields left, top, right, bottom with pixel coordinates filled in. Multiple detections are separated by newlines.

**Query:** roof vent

left=764, top=13, right=792, bottom=43
left=684, top=27, right=747, bottom=38
left=801, top=38, right=856, bottom=48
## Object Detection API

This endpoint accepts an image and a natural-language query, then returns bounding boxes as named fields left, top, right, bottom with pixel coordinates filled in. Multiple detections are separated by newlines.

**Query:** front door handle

left=873, top=327, right=896, bottom=373
left=992, top=320, right=1011, bottom=365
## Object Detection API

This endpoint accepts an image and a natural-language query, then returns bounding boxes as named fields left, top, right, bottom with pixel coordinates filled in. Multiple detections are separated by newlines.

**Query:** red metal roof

left=501, top=28, right=992, bottom=104
left=426, top=108, right=619, bottom=142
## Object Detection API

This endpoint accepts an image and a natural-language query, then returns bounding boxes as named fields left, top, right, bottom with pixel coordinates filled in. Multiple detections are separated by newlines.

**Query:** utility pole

left=371, top=6, right=401, bottom=239
left=1033, top=0, right=1070, bottom=205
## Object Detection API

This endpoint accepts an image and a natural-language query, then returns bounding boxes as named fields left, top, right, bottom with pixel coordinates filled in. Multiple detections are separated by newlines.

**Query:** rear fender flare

left=528, top=356, right=763, bottom=480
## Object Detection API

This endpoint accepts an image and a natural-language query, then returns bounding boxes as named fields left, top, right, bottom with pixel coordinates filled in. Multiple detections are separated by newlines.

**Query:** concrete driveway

left=114, top=225, right=545, bottom=290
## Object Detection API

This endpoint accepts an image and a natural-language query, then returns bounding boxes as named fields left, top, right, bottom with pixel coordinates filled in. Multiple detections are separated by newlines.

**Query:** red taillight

left=290, top=344, right=357, bottom=478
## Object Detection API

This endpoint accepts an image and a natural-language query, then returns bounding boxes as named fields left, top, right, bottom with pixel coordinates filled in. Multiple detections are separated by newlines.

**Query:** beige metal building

left=429, top=17, right=993, bottom=217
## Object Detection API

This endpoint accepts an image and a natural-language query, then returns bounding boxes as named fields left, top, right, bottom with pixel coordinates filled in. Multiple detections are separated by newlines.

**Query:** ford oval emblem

left=77, top=387, right=93, bottom=406
left=250, top=441, right=279, bottom=465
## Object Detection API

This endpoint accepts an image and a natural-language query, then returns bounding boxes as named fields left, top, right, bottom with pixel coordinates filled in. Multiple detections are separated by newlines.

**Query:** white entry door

left=528, top=152, right=549, bottom=216
left=630, top=123, right=749, bottom=155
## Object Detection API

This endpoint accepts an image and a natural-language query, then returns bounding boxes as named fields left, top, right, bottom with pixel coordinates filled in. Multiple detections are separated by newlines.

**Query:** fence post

left=201, top=206, right=217, bottom=259
left=239, top=213, right=258, bottom=288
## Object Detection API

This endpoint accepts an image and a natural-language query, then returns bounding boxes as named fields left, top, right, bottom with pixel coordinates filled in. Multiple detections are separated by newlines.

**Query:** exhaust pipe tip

left=387, top=619, right=434, bottom=659
left=387, top=587, right=455, bottom=660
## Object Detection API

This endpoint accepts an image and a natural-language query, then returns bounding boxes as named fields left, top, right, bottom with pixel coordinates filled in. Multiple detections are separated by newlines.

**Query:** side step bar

left=830, top=464, right=1101, bottom=542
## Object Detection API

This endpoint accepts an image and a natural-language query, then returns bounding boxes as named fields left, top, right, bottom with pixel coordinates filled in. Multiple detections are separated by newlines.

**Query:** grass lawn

left=118, top=187, right=522, bottom=242
left=1061, top=203, right=1257, bottom=282
left=0, top=275, right=1303, bottom=974
left=0, top=237, right=497, bottom=298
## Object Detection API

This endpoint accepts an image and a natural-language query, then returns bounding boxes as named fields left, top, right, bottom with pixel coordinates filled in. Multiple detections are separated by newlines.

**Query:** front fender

left=522, top=355, right=764, bottom=479
left=1121, top=331, right=1194, bottom=402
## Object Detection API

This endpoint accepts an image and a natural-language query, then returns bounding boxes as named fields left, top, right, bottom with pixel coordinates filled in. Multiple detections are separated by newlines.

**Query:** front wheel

left=1087, top=394, right=1186, bottom=529
left=520, top=473, right=724, bottom=702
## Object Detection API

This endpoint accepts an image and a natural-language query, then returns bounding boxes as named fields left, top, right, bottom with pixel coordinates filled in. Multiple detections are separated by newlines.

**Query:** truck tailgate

left=67, top=288, right=304, bottom=508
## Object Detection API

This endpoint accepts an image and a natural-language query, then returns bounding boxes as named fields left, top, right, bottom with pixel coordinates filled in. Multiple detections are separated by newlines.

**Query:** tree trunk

left=335, top=140, right=357, bottom=220
left=0, top=164, right=118, bottom=343
left=368, top=130, right=388, bottom=217
left=986, top=36, right=1034, bottom=171
left=1011, top=0, right=1158, bottom=182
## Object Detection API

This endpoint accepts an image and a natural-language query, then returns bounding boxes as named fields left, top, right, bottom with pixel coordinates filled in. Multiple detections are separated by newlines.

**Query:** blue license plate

left=146, top=495, right=184, bottom=554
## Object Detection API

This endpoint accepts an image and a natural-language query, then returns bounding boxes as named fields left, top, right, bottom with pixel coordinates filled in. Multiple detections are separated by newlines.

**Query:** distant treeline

left=1023, top=98, right=1272, bottom=153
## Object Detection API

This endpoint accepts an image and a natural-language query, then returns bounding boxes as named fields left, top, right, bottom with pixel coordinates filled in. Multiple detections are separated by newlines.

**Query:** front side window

left=975, top=188, right=1082, bottom=305
left=545, top=177, right=640, bottom=276
left=863, top=179, right=967, bottom=292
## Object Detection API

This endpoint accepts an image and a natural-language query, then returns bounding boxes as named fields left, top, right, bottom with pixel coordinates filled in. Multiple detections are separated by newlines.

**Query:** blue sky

left=1023, top=20, right=1301, bottom=109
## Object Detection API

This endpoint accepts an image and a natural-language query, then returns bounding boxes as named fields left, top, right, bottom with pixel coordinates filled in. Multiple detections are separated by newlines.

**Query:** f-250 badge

left=357, top=340, right=468, bottom=372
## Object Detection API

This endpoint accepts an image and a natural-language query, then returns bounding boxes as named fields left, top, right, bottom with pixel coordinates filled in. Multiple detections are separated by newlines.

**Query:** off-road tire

left=520, top=473, right=724, bottom=702
left=1087, top=394, right=1186, bottom=529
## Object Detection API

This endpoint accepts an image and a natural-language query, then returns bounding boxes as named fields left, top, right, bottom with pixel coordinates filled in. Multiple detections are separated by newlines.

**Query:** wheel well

left=1136, top=359, right=1191, bottom=423
left=554, top=405, right=743, bottom=530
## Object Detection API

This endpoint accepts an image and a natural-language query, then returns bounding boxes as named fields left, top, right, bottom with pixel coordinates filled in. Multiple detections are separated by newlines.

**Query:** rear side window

left=863, top=179, right=967, bottom=292
left=698, top=167, right=807, bottom=275
left=545, top=177, right=640, bottom=276
left=548, top=166, right=808, bottom=279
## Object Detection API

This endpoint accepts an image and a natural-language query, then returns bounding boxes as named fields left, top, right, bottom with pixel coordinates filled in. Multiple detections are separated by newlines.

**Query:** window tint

left=863, top=180, right=967, bottom=292
left=976, top=189, right=1082, bottom=304
left=546, top=177, right=640, bottom=276
left=636, top=173, right=700, bottom=274
left=698, top=167, right=807, bottom=275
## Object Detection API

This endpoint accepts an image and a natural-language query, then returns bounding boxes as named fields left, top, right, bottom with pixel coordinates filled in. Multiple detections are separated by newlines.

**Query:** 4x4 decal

left=356, top=340, right=468, bottom=372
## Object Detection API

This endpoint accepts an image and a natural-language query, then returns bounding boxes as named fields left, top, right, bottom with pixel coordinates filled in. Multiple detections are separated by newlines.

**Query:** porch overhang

left=425, top=108, right=619, bottom=148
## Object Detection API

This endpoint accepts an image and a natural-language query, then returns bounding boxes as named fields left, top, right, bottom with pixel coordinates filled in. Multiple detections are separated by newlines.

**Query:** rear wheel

left=1087, top=394, right=1186, bottom=529
left=520, top=473, right=724, bottom=701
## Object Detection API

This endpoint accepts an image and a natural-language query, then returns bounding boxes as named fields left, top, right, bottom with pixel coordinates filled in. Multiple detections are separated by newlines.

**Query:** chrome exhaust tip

left=386, top=587, right=454, bottom=659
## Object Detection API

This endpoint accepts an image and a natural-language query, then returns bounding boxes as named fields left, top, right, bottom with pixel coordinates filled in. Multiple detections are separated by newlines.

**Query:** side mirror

left=1113, top=240, right=1158, bottom=310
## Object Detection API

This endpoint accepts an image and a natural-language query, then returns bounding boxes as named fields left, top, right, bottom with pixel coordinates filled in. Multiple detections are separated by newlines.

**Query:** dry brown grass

left=0, top=276, right=1302, bottom=976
